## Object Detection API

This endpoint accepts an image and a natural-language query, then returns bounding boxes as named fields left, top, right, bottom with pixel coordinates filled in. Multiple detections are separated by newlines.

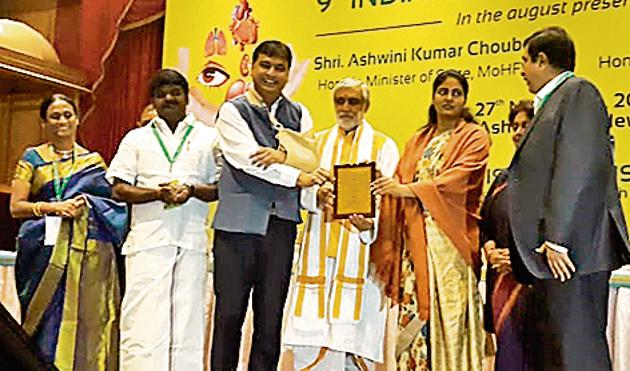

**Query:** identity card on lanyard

left=45, top=147, right=76, bottom=246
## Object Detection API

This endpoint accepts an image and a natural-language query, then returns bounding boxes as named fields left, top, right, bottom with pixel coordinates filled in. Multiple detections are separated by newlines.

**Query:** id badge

left=44, top=216, right=63, bottom=246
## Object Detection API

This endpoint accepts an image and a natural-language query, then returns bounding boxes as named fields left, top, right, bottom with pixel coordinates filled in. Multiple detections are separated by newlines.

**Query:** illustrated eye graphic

left=197, top=63, right=230, bottom=87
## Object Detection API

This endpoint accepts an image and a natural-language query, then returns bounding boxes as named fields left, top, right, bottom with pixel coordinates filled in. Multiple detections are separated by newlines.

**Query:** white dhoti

left=286, top=258, right=384, bottom=370
left=293, top=346, right=375, bottom=371
left=120, top=245, right=207, bottom=371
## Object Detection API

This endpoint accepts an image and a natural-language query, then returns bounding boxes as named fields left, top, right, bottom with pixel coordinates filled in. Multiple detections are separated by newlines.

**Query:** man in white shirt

left=211, top=40, right=326, bottom=370
left=107, top=69, right=218, bottom=371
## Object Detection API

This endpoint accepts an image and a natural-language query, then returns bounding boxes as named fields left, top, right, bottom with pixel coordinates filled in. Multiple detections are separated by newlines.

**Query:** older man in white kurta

left=283, top=79, right=399, bottom=370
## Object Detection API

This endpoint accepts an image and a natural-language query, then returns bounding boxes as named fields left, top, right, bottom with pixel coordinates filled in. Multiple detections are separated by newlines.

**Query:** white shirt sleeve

left=205, top=127, right=221, bottom=184
left=211, top=135, right=223, bottom=182
left=536, top=241, right=569, bottom=254
left=106, top=131, right=138, bottom=185
left=297, top=103, right=314, bottom=134
left=297, top=106, right=319, bottom=212
left=378, top=138, right=400, bottom=178
left=361, top=138, right=400, bottom=244
left=300, top=185, right=320, bottom=212
left=215, top=103, right=303, bottom=187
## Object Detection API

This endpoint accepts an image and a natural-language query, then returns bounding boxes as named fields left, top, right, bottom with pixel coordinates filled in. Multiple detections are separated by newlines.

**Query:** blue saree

left=14, top=144, right=127, bottom=370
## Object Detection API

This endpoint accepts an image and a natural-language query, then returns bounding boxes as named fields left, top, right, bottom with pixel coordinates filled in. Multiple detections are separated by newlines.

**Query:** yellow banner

left=164, top=0, right=630, bottom=217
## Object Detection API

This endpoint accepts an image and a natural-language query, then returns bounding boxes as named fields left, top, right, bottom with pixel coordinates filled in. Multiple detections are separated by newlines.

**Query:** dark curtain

left=54, top=0, right=165, bottom=162
left=79, top=20, right=164, bottom=163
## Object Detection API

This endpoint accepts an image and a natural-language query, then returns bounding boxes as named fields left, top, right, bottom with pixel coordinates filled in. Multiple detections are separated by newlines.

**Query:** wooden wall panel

left=8, top=96, right=41, bottom=183
left=0, top=95, right=42, bottom=185
left=0, top=98, right=9, bottom=185
left=0, top=1, right=58, bottom=42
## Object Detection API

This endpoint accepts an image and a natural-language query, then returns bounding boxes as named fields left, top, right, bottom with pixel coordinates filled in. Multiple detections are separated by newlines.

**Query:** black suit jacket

left=507, top=77, right=630, bottom=279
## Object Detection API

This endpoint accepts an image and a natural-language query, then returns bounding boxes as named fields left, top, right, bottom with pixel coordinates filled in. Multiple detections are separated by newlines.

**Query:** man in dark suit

left=507, top=26, right=630, bottom=370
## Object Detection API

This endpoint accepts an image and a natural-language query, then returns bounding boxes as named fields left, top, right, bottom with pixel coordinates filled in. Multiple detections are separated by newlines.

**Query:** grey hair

left=333, top=78, right=370, bottom=106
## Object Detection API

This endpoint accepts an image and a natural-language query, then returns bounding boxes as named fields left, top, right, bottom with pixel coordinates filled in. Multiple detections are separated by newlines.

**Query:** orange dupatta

left=371, top=120, right=490, bottom=320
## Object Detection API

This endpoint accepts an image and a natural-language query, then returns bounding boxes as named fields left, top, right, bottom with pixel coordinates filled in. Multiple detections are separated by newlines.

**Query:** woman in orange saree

left=372, top=70, right=490, bottom=371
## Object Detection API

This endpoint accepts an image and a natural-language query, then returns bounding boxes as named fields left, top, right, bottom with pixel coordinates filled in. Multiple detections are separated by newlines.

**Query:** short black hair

left=39, top=94, right=79, bottom=120
left=524, top=26, right=576, bottom=71
left=508, top=100, right=534, bottom=124
left=149, top=69, right=189, bottom=97
left=252, top=40, right=292, bottom=68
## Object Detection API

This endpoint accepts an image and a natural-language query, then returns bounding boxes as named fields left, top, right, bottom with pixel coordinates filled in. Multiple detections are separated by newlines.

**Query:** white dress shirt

left=215, top=96, right=313, bottom=187
left=534, top=71, right=573, bottom=114
left=106, top=113, right=218, bottom=254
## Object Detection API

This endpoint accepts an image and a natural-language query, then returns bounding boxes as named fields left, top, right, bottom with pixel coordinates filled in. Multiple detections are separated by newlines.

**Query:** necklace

left=52, top=146, right=73, bottom=156
left=48, top=144, right=77, bottom=201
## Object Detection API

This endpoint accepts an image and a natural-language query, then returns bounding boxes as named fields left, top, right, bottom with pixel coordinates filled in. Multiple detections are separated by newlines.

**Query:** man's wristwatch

left=184, top=183, right=195, bottom=197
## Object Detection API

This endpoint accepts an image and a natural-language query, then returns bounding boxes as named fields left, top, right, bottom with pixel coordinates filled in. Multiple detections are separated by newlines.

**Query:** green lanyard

left=51, top=148, right=77, bottom=201
left=537, top=71, right=574, bottom=112
left=151, top=122, right=194, bottom=170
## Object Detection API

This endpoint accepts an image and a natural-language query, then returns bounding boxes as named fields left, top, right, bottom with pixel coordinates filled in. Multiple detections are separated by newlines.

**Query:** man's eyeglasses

left=334, top=97, right=363, bottom=106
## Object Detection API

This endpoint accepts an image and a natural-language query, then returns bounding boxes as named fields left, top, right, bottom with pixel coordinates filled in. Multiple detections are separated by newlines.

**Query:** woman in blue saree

left=10, top=94, right=127, bottom=370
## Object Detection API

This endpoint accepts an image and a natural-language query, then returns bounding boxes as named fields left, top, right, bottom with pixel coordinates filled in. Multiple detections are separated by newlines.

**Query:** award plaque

left=333, top=162, right=376, bottom=219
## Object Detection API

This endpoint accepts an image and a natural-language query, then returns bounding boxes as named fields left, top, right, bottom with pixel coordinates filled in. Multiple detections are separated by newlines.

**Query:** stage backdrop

left=163, top=0, right=630, bottom=217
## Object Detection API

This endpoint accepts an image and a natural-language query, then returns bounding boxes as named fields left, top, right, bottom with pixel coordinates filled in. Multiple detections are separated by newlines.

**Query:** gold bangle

left=32, top=202, right=43, bottom=217
left=34, top=202, right=46, bottom=217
